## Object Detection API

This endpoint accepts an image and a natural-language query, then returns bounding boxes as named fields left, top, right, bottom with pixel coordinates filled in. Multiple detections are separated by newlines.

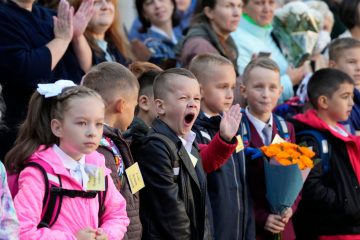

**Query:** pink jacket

left=14, top=146, right=130, bottom=240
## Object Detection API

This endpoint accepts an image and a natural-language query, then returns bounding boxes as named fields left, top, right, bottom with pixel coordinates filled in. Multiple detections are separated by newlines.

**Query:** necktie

left=262, top=125, right=272, bottom=146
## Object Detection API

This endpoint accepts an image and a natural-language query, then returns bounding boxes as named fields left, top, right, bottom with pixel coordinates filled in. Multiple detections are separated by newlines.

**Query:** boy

left=291, top=68, right=360, bottom=238
left=189, top=53, right=255, bottom=240
left=329, top=37, right=360, bottom=135
left=133, top=68, right=242, bottom=239
left=240, top=58, right=297, bottom=239
left=123, top=70, right=161, bottom=143
left=82, top=62, right=141, bottom=240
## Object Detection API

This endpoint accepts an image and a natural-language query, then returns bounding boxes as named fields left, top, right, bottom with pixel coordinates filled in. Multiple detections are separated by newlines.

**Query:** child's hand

left=281, top=207, right=293, bottom=224
left=219, top=104, right=242, bottom=142
left=96, top=228, right=108, bottom=240
left=264, top=214, right=286, bottom=234
left=76, top=227, right=97, bottom=240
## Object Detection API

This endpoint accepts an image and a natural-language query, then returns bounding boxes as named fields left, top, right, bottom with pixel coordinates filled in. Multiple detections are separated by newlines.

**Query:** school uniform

left=243, top=108, right=298, bottom=240
left=14, top=145, right=129, bottom=239
left=193, top=111, right=255, bottom=240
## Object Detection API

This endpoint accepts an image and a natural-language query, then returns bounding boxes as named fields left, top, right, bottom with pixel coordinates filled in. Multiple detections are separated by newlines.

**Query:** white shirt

left=245, top=107, right=274, bottom=145
left=52, top=145, right=89, bottom=190
left=150, top=25, right=178, bottom=44
left=178, top=130, right=197, bottom=155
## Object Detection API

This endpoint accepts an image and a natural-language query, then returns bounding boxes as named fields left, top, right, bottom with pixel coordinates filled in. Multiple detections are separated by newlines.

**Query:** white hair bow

left=37, top=80, right=76, bottom=98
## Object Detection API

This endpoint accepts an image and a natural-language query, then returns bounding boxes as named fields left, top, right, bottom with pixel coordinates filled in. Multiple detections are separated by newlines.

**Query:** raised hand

left=53, top=0, right=74, bottom=42
left=219, top=104, right=242, bottom=142
left=73, top=0, right=94, bottom=38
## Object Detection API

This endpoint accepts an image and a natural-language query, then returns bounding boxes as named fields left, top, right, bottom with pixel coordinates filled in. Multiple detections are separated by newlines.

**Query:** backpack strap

left=240, top=109, right=251, bottom=148
left=273, top=115, right=290, bottom=141
left=98, top=175, right=108, bottom=221
left=146, top=133, right=180, bottom=181
left=24, top=161, right=63, bottom=228
left=296, top=130, right=331, bottom=174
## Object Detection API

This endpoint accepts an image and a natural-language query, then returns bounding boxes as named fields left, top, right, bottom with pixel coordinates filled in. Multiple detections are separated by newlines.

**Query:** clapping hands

left=54, top=0, right=94, bottom=41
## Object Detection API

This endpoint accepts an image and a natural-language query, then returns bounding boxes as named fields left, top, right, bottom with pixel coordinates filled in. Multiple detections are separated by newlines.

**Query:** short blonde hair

left=189, top=53, right=234, bottom=84
left=82, top=62, right=139, bottom=103
left=243, top=57, right=280, bottom=85
left=329, top=38, right=360, bottom=62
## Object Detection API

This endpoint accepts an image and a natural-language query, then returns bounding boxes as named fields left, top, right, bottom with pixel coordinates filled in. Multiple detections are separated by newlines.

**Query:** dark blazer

left=97, top=125, right=141, bottom=240
left=193, top=112, right=255, bottom=240
left=242, top=113, right=298, bottom=240
left=133, top=118, right=211, bottom=240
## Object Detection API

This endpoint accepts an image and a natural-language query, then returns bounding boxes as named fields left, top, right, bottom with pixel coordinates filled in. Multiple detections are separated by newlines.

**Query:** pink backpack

left=7, top=160, right=108, bottom=228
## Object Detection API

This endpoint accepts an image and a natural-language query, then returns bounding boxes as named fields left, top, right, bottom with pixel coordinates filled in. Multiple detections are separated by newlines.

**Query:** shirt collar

left=150, top=25, right=178, bottom=44
left=245, top=107, right=273, bottom=131
left=52, top=144, right=85, bottom=170
left=178, top=130, right=196, bottom=154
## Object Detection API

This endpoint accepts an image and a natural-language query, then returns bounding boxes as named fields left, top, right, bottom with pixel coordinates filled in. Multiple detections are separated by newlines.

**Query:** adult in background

left=231, top=0, right=304, bottom=103
left=129, top=0, right=197, bottom=41
left=338, top=0, right=360, bottom=41
left=70, top=0, right=134, bottom=66
left=0, top=0, right=93, bottom=159
left=176, top=0, right=242, bottom=103
left=134, top=0, right=182, bottom=68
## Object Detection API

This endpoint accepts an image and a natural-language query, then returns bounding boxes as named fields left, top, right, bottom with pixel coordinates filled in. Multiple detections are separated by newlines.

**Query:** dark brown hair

left=135, top=0, right=180, bottom=33
left=5, top=86, right=102, bottom=173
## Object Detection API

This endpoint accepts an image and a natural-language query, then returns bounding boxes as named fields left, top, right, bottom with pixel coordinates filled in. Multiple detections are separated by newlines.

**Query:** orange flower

left=260, top=142, right=315, bottom=170
left=261, top=145, right=281, bottom=157
left=299, top=146, right=315, bottom=158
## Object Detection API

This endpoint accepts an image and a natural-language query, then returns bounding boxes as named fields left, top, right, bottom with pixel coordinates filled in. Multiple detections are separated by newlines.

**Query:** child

left=189, top=53, right=255, bottom=240
left=240, top=58, right=297, bottom=239
left=133, top=68, right=242, bottom=239
left=0, top=161, right=19, bottom=239
left=82, top=62, right=141, bottom=240
left=5, top=80, right=129, bottom=239
left=329, top=37, right=360, bottom=135
left=291, top=68, right=360, bottom=239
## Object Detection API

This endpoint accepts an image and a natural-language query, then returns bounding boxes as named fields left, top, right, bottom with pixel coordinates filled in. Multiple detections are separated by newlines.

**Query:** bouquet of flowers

left=260, top=140, right=315, bottom=239
left=273, top=1, right=321, bottom=67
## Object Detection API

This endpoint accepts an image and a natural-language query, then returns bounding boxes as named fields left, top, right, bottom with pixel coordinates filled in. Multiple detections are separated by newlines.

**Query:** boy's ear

left=328, top=60, right=337, bottom=68
left=239, top=84, right=247, bottom=98
left=138, top=95, right=150, bottom=112
left=115, top=98, right=125, bottom=113
left=199, top=83, right=205, bottom=98
left=317, top=95, right=329, bottom=110
left=51, top=119, right=63, bottom=138
left=155, top=99, right=165, bottom=115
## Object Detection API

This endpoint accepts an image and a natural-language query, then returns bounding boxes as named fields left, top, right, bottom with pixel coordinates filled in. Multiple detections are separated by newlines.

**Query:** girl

left=5, top=80, right=129, bottom=239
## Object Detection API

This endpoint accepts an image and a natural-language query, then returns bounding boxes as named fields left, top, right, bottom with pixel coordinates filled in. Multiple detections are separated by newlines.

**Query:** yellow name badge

left=125, top=162, right=145, bottom=194
left=189, top=153, right=198, bottom=167
left=236, top=135, right=244, bottom=153
left=271, top=134, right=286, bottom=144
left=86, top=167, right=105, bottom=191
